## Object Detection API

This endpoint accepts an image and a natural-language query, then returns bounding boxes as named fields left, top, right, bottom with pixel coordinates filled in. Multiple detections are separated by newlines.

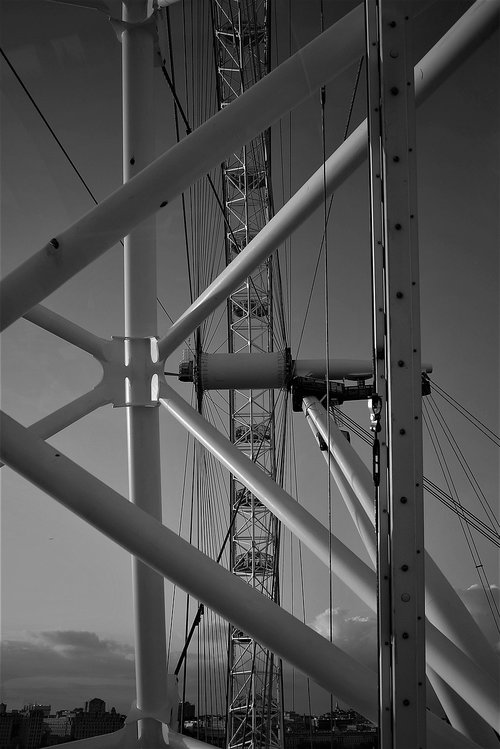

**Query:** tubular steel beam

left=0, top=387, right=109, bottom=471
left=0, top=4, right=365, bottom=332
left=0, top=411, right=487, bottom=749
left=160, top=383, right=500, bottom=723
left=307, top=393, right=498, bottom=680
left=121, top=2, right=168, bottom=744
left=159, top=382, right=377, bottom=611
left=303, top=398, right=377, bottom=567
left=427, top=668, right=500, bottom=749
left=2, top=1, right=498, bottom=337
left=158, top=0, right=500, bottom=359
left=23, top=305, right=107, bottom=358
left=0, top=409, right=377, bottom=724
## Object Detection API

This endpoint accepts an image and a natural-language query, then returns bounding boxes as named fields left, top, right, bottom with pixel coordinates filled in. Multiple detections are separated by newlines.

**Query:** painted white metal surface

left=159, top=382, right=377, bottom=610
left=0, top=4, right=365, bottom=332
left=161, top=384, right=500, bottom=724
left=122, top=2, right=168, bottom=743
left=0, top=410, right=487, bottom=749
left=159, top=0, right=500, bottom=359
left=3, top=1, right=498, bottom=338
left=302, top=397, right=377, bottom=567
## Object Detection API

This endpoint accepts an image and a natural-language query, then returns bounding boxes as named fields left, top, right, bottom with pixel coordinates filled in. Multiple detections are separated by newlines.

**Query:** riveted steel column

left=366, top=3, right=426, bottom=748
left=122, top=1, right=168, bottom=744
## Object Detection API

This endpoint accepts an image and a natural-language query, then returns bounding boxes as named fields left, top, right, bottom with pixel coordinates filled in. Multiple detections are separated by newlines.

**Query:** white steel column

left=122, top=2, right=167, bottom=744
left=366, top=3, right=426, bottom=747
left=0, top=412, right=487, bottom=749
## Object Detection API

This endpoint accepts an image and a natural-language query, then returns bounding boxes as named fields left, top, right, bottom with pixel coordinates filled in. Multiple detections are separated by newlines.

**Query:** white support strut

left=157, top=0, right=500, bottom=359
left=0, top=410, right=487, bottom=749
left=302, top=397, right=498, bottom=680
left=121, top=2, right=168, bottom=744
left=159, top=383, right=500, bottom=728
left=0, top=4, right=365, bottom=332
left=1, top=1, right=498, bottom=338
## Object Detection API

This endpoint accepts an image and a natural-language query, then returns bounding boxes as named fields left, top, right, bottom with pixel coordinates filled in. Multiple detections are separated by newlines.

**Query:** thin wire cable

left=1, top=45, right=185, bottom=337
left=1, top=47, right=99, bottom=206
left=423, top=402, right=500, bottom=633
left=296, top=56, right=364, bottom=357
left=428, top=377, right=500, bottom=447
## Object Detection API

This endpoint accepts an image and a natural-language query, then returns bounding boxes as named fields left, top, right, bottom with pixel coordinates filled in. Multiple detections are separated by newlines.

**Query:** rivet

left=398, top=360, right=404, bottom=367
left=389, top=20, right=397, bottom=27
left=403, top=699, right=410, bottom=706
left=55, top=453, right=60, bottom=457
left=130, top=157, right=135, bottom=165
left=400, top=428, right=406, bottom=435
left=50, top=238, right=59, bottom=249
left=402, top=632, right=409, bottom=639
left=401, top=564, right=409, bottom=571
left=390, top=86, right=399, bottom=95
left=396, top=291, right=403, bottom=298
left=395, top=223, right=402, bottom=230
left=389, top=50, right=399, bottom=59
left=160, top=201, right=168, bottom=207
left=393, top=156, right=400, bottom=162
left=400, top=496, right=408, bottom=504
left=401, top=593, right=410, bottom=602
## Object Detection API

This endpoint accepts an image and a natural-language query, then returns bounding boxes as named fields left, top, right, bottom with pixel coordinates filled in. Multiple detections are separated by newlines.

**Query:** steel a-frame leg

left=366, top=3, right=426, bottom=746
left=122, top=1, right=168, bottom=743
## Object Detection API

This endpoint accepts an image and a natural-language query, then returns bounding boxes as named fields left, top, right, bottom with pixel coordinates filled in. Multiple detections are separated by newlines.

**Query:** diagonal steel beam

left=159, top=383, right=500, bottom=728
left=303, top=395, right=498, bottom=681
left=0, top=4, right=365, bottom=332
left=23, top=305, right=107, bottom=358
left=0, top=386, right=109, bottom=470
left=0, top=408, right=377, bottom=724
left=157, top=0, right=500, bottom=359
left=3, top=1, right=497, bottom=337
left=159, top=382, right=377, bottom=610
left=0, top=410, right=488, bottom=748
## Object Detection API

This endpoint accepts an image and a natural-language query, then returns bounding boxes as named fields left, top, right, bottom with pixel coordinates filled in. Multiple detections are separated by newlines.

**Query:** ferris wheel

left=1, top=2, right=499, bottom=749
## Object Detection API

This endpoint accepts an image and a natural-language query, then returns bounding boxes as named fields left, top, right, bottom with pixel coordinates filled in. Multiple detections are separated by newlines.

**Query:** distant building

left=0, top=706, right=22, bottom=749
left=20, top=709, right=45, bottom=749
left=284, top=708, right=376, bottom=749
left=44, top=711, right=72, bottom=744
left=0, top=699, right=125, bottom=748
left=22, top=707, right=51, bottom=720
left=70, top=698, right=125, bottom=741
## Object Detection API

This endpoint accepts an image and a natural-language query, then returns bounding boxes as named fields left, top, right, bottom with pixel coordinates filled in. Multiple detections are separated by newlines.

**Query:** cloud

left=457, top=584, right=500, bottom=651
left=309, top=608, right=377, bottom=671
left=0, top=631, right=135, bottom=713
